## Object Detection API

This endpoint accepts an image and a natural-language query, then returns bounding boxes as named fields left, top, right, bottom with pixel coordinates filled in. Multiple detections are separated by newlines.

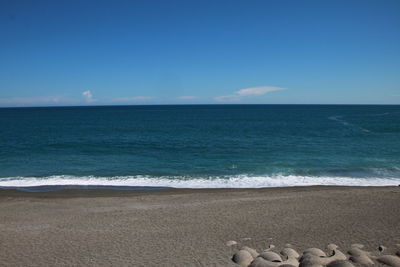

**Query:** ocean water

left=0, top=105, right=400, bottom=190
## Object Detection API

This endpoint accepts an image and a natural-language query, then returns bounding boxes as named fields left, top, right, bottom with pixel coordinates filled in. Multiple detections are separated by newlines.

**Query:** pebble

left=226, top=240, right=238, bottom=247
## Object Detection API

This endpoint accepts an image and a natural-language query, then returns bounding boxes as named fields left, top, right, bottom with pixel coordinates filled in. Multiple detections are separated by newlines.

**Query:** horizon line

left=1, top=103, right=400, bottom=109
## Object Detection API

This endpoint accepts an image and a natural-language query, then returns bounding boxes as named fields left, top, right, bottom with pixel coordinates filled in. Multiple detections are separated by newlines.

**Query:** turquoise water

left=0, top=105, right=399, bottom=189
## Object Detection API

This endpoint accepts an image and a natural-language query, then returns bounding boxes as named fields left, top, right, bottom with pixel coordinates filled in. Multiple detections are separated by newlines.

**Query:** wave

left=328, top=116, right=371, bottom=133
left=0, top=175, right=399, bottom=189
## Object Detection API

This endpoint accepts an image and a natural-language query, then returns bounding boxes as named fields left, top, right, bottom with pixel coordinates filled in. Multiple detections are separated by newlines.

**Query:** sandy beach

left=0, top=186, right=399, bottom=266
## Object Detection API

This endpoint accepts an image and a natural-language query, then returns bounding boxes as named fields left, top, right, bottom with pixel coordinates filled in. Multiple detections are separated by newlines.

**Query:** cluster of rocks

left=228, top=242, right=400, bottom=267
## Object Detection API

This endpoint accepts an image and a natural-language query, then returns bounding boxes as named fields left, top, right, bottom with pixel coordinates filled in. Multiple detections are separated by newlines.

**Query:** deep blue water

left=0, top=105, right=399, bottom=188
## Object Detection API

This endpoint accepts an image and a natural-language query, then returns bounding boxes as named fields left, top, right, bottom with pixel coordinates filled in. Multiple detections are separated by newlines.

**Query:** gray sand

left=0, top=186, right=399, bottom=266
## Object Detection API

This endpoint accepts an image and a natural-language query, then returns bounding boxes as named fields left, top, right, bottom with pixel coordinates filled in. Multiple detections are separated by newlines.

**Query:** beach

left=2, top=0, right=400, bottom=265
left=0, top=186, right=399, bottom=266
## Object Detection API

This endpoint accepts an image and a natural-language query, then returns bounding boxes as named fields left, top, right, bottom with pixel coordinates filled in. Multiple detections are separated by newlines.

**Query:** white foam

left=0, top=175, right=399, bottom=188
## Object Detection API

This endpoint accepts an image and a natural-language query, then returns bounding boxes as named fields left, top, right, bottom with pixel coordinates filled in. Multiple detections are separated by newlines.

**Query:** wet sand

left=0, top=186, right=399, bottom=266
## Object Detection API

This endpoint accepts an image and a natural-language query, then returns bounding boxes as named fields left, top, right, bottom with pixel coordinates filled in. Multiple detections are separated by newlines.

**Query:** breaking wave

left=0, top=174, right=399, bottom=189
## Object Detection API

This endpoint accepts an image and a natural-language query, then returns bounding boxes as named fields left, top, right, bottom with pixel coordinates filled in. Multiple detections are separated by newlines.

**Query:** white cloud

left=114, top=96, right=154, bottom=102
left=215, top=86, right=285, bottom=102
left=237, top=86, right=284, bottom=96
left=213, top=95, right=241, bottom=103
left=82, top=90, right=95, bottom=102
left=0, top=96, right=63, bottom=107
left=177, top=96, right=197, bottom=100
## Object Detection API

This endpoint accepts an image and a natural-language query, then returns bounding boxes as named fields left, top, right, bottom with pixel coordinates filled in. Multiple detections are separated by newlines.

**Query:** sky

left=0, top=0, right=399, bottom=107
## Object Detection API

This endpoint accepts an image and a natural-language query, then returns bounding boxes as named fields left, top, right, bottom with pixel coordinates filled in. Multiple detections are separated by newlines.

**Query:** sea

left=1, top=105, right=400, bottom=191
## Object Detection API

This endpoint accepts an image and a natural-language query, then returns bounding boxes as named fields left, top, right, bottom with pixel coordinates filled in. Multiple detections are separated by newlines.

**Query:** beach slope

left=0, top=186, right=399, bottom=266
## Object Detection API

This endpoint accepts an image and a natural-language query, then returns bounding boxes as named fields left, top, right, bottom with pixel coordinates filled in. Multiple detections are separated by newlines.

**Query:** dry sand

left=0, top=186, right=399, bottom=266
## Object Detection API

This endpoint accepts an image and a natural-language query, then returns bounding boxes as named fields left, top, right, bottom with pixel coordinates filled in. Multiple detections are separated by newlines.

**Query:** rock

left=348, top=245, right=374, bottom=265
left=233, top=250, right=254, bottom=267
left=300, top=254, right=325, bottom=267
left=299, top=258, right=324, bottom=267
left=281, top=257, right=299, bottom=267
left=327, top=260, right=355, bottom=267
left=378, top=245, right=387, bottom=253
left=350, top=244, right=364, bottom=249
left=348, top=247, right=369, bottom=257
left=281, top=248, right=300, bottom=259
left=264, top=244, right=276, bottom=251
left=249, top=257, right=298, bottom=267
left=242, top=246, right=260, bottom=258
left=376, top=255, right=400, bottom=267
left=327, top=244, right=339, bottom=252
left=259, top=251, right=282, bottom=262
left=302, top=248, right=326, bottom=257
left=249, top=257, right=273, bottom=267
left=331, top=250, right=348, bottom=262
left=226, top=240, right=238, bottom=247
left=301, top=249, right=347, bottom=266
left=349, top=254, right=374, bottom=266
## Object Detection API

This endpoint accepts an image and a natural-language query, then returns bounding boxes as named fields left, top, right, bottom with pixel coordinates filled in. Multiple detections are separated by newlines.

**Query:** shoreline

left=1, top=186, right=399, bottom=266
left=0, top=184, right=399, bottom=197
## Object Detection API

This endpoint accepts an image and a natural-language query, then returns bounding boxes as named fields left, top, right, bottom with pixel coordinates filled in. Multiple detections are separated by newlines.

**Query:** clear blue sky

left=0, top=0, right=399, bottom=106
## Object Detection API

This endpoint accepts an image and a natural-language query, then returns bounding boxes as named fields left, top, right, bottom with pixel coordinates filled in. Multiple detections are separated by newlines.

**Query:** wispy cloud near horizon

left=0, top=96, right=63, bottom=107
left=214, top=86, right=285, bottom=102
left=114, top=96, right=154, bottom=102
left=177, top=96, right=197, bottom=100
